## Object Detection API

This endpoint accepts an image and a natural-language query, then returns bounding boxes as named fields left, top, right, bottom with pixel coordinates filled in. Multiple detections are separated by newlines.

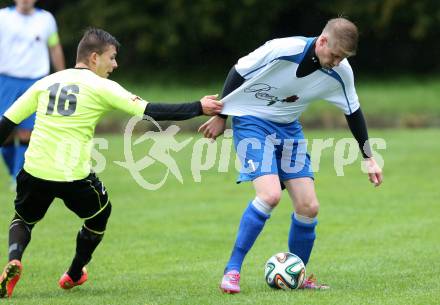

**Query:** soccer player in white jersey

left=0, top=0, right=65, bottom=186
left=199, top=17, right=383, bottom=292
left=0, top=28, right=222, bottom=298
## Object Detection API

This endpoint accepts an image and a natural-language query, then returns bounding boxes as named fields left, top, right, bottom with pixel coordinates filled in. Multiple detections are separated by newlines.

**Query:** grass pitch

left=0, top=128, right=439, bottom=305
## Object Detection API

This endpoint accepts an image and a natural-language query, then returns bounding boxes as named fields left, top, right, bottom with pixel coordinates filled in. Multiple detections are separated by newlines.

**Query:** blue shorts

left=232, top=116, right=313, bottom=183
left=0, top=74, right=39, bottom=130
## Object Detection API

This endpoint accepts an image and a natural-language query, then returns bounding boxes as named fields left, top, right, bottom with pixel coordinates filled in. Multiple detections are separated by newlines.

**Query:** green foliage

left=320, top=0, right=440, bottom=40
left=55, top=0, right=293, bottom=67
left=3, top=0, right=439, bottom=71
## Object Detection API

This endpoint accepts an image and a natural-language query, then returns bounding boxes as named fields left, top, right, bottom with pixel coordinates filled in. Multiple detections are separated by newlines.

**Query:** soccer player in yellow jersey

left=0, top=28, right=222, bottom=298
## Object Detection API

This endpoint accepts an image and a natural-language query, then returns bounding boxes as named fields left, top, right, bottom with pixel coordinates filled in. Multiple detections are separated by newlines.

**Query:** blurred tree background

left=3, top=0, right=439, bottom=75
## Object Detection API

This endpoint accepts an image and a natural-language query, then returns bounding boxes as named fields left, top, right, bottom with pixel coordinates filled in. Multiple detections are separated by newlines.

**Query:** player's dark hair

left=76, top=28, right=120, bottom=63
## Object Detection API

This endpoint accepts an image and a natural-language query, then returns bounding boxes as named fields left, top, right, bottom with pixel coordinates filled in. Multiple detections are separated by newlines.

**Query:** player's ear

left=318, top=35, right=328, bottom=47
left=89, top=52, right=99, bottom=66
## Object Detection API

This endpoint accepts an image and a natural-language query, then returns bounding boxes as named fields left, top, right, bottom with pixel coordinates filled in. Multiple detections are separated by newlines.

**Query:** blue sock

left=225, top=201, right=270, bottom=273
left=1, top=144, right=16, bottom=176
left=288, top=213, right=317, bottom=265
left=13, top=143, right=28, bottom=177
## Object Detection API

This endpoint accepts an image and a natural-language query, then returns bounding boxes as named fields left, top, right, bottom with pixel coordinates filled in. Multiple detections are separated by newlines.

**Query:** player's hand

left=198, top=115, right=227, bottom=140
left=364, top=157, right=383, bottom=187
left=200, top=94, right=223, bottom=116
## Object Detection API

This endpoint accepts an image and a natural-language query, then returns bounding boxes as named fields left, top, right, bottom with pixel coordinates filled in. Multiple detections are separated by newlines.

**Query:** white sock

left=252, top=197, right=273, bottom=215
left=294, top=213, right=316, bottom=224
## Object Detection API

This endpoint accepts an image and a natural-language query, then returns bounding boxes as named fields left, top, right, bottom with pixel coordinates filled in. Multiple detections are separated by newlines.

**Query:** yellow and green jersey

left=5, top=68, right=148, bottom=181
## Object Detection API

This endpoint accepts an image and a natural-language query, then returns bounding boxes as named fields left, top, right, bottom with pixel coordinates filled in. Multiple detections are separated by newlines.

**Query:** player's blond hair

left=322, top=18, right=359, bottom=56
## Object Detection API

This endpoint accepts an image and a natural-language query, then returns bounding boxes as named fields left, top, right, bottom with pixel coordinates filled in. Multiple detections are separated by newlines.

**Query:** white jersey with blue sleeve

left=221, top=37, right=360, bottom=123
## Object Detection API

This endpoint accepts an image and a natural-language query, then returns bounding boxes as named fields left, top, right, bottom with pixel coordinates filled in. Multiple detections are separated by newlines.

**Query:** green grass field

left=0, top=128, right=439, bottom=305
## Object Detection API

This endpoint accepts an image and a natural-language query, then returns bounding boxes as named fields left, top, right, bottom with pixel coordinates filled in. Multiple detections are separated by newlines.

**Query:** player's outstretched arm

left=0, top=116, right=17, bottom=146
left=144, top=95, right=222, bottom=121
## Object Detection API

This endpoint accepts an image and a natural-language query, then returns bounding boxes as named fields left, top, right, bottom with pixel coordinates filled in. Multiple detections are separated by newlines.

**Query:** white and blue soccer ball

left=264, top=252, right=306, bottom=289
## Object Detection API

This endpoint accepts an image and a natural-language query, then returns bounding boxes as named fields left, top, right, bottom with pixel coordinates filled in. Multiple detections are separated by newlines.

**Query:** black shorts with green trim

left=14, top=169, right=109, bottom=225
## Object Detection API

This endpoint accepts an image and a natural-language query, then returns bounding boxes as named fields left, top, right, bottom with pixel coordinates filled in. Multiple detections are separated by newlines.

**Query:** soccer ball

left=264, top=252, right=306, bottom=289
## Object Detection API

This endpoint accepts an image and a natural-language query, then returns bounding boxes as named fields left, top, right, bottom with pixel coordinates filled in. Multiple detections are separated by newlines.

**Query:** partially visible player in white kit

left=199, top=17, right=383, bottom=292
left=0, top=0, right=65, bottom=185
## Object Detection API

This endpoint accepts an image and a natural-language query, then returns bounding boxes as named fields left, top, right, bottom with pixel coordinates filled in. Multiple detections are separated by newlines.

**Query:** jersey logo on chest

left=244, top=83, right=299, bottom=106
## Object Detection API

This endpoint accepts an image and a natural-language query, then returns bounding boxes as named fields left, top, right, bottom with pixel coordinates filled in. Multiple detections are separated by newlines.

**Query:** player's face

left=95, top=45, right=118, bottom=78
left=14, top=0, right=37, bottom=13
left=315, top=36, right=347, bottom=69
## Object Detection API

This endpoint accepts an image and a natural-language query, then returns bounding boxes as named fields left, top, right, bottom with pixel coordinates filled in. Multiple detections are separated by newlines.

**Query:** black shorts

left=14, top=169, right=110, bottom=224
